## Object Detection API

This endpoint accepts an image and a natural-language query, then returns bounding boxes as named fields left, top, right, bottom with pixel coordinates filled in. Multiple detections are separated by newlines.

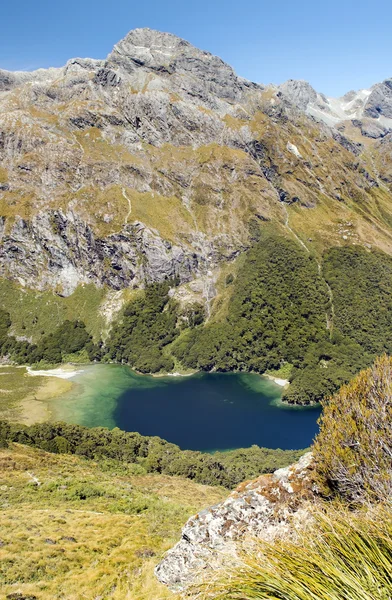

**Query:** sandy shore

left=26, top=366, right=84, bottom=379
left=264, top=374, right=290, bottom=387
left=150, top=370, right=197, bottom=378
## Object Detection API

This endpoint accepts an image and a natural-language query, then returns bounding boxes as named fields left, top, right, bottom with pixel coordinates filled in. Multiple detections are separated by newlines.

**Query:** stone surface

left=0, top=212, right=237, bottom=295
left=279, top=77, right=392, bottom=136
left=155, top=452, right=315, bottom=590
left=364, top=79, right=392, bottom=119
left=279, top=79, right=318, bottom=111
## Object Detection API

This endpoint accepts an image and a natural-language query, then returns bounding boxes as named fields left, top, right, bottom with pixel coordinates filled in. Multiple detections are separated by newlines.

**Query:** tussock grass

left=0, top=444, right=226, bottom=599
left=194, top=505, right=392, bottom=600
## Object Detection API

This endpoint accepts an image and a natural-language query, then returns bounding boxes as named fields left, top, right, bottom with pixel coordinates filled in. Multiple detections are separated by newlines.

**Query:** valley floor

left=0, top=365, right=73, bottom=424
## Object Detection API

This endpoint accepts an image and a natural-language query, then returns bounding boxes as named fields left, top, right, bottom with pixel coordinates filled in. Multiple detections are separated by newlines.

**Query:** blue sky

left=1, top=0, right=391, bottom=96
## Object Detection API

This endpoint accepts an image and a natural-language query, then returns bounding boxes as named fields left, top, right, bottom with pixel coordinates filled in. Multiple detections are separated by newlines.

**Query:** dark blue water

left=54, top=366, right=321, bottom=452
left=112, top=371, right=321, bottom=451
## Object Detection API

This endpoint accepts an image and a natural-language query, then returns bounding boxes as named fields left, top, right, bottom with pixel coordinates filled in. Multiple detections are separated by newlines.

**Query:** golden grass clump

left=194, top=505, right=392, bottom=600
left=313, top=354, right=392, bottom=504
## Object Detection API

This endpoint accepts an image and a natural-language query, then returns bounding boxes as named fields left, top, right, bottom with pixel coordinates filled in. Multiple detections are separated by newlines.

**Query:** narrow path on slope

left=122, top=187, right=132, bottom=224
left=282, top=204, right=335, bottom=336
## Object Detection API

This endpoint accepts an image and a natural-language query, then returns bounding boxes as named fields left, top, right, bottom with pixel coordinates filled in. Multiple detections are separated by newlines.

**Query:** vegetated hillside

left=0, top=421, right=305, bottom=489
left=1, top=358, right=391, bottom=600
left=3, top=226, right=392, bottom=404
left=0, top=424, right=304, bottom=598
left=0, top=442, right=226, bottom=600
left=1, top=29, right=392, bottom=298
left=2, top=29, right=392, bottom=404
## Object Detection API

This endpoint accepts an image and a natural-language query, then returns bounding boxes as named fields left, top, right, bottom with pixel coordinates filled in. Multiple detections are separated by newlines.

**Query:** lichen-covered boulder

left=155, top=452, right=315, bottom=590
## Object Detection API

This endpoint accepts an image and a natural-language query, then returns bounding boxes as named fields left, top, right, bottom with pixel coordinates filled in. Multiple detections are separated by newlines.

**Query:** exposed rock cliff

left=1, top=28, right=392, bottom=303
left=155, top=452, right=315, bottom=590
left=0, top=211, right=239, bottom=295
left=279, top=77, right=392, bottom=139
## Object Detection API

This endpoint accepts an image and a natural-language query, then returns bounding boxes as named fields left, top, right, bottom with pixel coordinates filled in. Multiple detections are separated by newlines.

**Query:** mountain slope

left=1, top=28, right=392, bottom=302
left=1, top=29, right=392, bottom=404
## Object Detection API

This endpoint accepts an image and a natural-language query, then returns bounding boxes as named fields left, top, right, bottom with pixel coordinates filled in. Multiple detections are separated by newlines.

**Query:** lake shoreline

left=263, top=373, right=290, bottom=387
left=25, top=362, right=289, bottom=385
left=1, top=364, right=321, bottom=450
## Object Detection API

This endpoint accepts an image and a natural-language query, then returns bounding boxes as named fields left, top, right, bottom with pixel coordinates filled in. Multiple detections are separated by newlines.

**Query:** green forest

left=0, top=420, right=304, bottom=489
left=2, top=229, right=392, bottom=405
left=0, top=313, right=100, bottom=364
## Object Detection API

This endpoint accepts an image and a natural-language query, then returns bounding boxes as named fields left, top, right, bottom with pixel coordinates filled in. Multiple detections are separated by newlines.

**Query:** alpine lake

left=48, top=365, right=321, bottom=452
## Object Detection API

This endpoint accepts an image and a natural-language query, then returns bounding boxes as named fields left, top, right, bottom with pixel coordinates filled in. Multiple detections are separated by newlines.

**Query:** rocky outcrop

left=364, top=79, right=392, bottom=119
left=351, top=118, right=389, bottom=139
left=106, top=28, right=261, bottom=104
left=155, top=452, right=316, bottom=590
left=279, top=78, right=392, bottom=136
left=279, top=79, right=319, bottom=111
left=0, top=211, right=239, bottom=295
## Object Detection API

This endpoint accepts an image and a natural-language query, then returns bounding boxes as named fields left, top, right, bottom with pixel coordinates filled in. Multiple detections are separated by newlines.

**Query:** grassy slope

left=0, top=443, right=227, bottom=600
left=0, top=280, right=107, bottom=342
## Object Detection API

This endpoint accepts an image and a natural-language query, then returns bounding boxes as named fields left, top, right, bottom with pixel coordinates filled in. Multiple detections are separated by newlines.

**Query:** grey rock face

left=0, top=27, right=389, bottom=300
left=364, top=79, right=392, bottom=119
left=93, top=68, right=122, bottom=87
left=0, top=70, right=16, bottom=92
left=352, top=118, right=389, bottom=139
left=0, top=211, right=228, bottom=295
left=106, top=28, right=260, bottom=103
left=332, top=130, right=363, bottom=154
left=279, top=78, right=392, bottom=140
left=279, top=79, right=318, bottom=111
left=155, top=453, right=315, bottom=590
left=0, top=209, right=242, bottom=296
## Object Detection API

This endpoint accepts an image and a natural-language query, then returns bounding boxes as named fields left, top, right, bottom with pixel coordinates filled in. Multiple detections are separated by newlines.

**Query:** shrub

left=313, top=355, right=392, bottom=504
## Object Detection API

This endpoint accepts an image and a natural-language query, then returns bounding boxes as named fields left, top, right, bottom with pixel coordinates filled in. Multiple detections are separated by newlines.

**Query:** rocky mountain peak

left=364, top=77, right=392, bottom=119
left=110, top=27, right=192, bottom=62
left=278, top=75, right=392, bottom=138
left=279, top=79, right=319, bottom=110
left=106, top=27, right=257, bottom=101
left=1, top=30, right=392, bottom=300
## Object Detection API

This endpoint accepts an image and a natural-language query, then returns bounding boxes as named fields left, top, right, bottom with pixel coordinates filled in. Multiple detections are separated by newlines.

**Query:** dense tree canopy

left=104, top=282, right=180, bottom=373
left=172, top=233, right=330, bottom=374
left=0, top=420, right=304, bottom=489
left=0, top=316, right=98, bottom=365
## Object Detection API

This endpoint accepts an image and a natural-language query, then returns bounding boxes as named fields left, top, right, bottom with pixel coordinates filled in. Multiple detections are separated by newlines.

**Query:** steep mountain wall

left=1, top=28, right=391, bottom=300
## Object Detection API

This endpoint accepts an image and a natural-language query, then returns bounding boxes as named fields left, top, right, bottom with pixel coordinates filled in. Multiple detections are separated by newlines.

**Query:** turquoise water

left=50, top=365, right=321, bottom=451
